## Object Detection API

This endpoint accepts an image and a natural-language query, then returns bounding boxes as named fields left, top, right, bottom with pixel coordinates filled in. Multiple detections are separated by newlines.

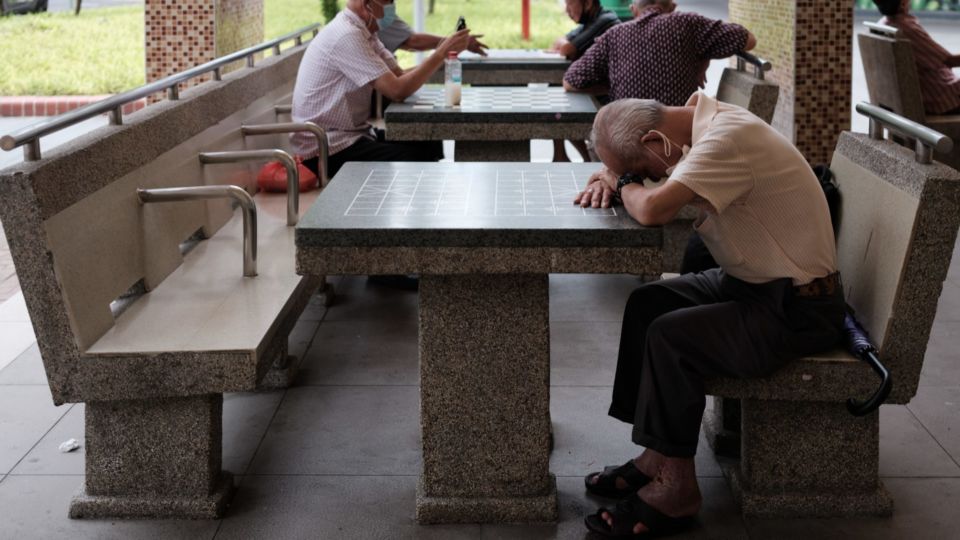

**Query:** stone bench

left=858, top=22, right=960, bottom=170
left=0, top=45, right=326, bottom=519
left=702, top=108, right=959, bottom=517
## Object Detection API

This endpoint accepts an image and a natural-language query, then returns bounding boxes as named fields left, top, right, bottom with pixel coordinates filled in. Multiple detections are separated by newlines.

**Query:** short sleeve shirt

left=669, top=93, right=837, bottom=285
left=378, top=17, right=415, bottom=53
left=564, top=7, right=748, bottom=105
left=291, top=10, right=400, bottom=157
left=565, top=8, right=620, bottom=57
left=881, top=14, right=960, bottom=115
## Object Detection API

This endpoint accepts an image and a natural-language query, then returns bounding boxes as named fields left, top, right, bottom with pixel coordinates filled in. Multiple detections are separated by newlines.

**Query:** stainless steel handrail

left=856, top=102, right=954, bottom=164
left=137, top=185, right=258, bottom=277
left=199, top=149, right=300, bottom=225
left=275, top=105, right=292, bottom=115
left=735, top=52, right=772, bottom=80
left=242, top=122, right=329, bottom=186
left=864, top=21, right=899, bottom=37
left=0, top=23, right=322, bottom=161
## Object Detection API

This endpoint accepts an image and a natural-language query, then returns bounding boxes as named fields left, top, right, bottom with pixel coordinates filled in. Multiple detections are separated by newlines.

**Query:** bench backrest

left=858, top=31, right=926, bottom=124
left=830, top=131, right=959, bottom=402
left=716, top=67, right=779, bottom=124
left=0, top=48, right=306, bottom=404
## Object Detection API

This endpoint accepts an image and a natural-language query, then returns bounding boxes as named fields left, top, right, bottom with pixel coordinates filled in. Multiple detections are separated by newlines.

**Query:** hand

left=439, top=29, right=471, bottom=56
left=467, top=34, right=488, bottom=56
left=697, top=59, right=710, bottom=89
left=574, top=168, right=618, bottom=208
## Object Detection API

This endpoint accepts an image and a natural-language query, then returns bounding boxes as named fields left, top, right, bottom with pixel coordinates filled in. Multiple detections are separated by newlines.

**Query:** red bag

left=257, top=157, right=318, bottom=193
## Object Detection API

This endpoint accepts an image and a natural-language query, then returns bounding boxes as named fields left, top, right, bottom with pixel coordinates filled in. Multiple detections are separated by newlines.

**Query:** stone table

left=426, top=49, right=570, bottom=86
left=295, top=162, right=662, bottom=524
left=384, top=86, right=598, bottom=162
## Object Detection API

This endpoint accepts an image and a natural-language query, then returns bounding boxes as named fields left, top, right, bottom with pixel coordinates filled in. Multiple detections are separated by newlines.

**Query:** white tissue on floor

left=58, top=438, right=80, bottom=453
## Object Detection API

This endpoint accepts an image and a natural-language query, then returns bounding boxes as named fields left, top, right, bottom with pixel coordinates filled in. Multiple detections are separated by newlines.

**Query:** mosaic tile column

left=729, top=0, right=852, bottom=165
left=146, top=0, right=264, bottom=96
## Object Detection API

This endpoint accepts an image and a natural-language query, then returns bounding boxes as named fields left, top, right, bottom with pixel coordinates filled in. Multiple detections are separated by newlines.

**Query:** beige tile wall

left=729, top=0, right=852, bottom=165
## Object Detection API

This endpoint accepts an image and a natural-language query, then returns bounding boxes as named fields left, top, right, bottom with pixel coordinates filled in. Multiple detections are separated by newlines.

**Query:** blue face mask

left=377, top=4, right=397, bottom=30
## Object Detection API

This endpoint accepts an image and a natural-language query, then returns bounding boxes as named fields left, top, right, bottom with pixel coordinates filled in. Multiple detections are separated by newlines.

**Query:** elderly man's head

left=631, top=0, right=677, bottom=17
left=565, top=0, right=599, bottom=24
left=591, top=99, right=667, bottom=177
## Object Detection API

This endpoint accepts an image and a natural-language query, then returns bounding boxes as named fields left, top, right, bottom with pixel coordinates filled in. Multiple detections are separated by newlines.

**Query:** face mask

left=377, top=3, right=397, bottom=30
left=645, top=129, right=690, bottom=177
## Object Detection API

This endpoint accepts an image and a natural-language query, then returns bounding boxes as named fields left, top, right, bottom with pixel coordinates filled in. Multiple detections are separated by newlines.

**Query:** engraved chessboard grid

left=344, top=168, right=617, bottom=217
left=409, top=87, right=575, bottom=111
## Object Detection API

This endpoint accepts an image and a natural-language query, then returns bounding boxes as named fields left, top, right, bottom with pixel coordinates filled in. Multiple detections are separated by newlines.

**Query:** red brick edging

left=0, top=96, right=147, bottom=117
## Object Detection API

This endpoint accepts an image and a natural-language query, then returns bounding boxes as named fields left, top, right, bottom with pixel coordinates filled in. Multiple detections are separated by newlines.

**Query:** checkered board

left=459, top=49, right=567, bottom=63
left=343, top=167, right=616, bottom=217
left=407, top=87, right=576, bottom=111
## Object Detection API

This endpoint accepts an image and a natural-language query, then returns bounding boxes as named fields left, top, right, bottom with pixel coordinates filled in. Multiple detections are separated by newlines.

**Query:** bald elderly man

left=574, top=94, right=843, bottom=537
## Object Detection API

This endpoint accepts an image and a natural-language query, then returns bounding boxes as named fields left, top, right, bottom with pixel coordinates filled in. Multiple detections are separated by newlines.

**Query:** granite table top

left=296, top=162, right=659, bottom=248
left=384, top=86, right=598, bottom=125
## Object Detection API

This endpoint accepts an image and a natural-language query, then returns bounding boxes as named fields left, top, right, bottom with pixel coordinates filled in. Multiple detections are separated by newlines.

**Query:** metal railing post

left=137, top=185, right=258, bottom=277
left=199, top=149, right=300, bottom=225
left=856, top=102, right=953, bottom=164
left=241, top=122, right=329, bottom=186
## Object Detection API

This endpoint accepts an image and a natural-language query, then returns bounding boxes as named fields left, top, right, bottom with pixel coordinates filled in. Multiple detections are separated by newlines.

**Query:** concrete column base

left=69, top=474, right=233, bottom=519
left=416, top=476, right=558, bottom=524
left=702, top=396, right=741, bottom=458
left=456, top=140, right=530, bottom=162
left=727, top=398, right=893, bottom=517
left=71, top=395, right=233, bottom=519
left=417, top=274, right=556, bottom=523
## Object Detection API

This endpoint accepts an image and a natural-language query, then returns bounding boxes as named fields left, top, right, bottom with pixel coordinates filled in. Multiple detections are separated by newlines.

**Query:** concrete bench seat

left=0, top=43, right=324, bottom=519
left=81, top=192, right=318, bottom=394
left=700, top=126, right=960, bottom=518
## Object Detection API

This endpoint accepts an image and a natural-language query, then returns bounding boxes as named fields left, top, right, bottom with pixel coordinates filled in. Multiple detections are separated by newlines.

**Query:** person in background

left=291, top=0, right=469, bottom=179
left=550, top=0, right=620, bottom=161
left=563, top=3, right=755, bottom=107
left=550, top=0, right=621, bottom=61
left=874, top=0, right=960, bottom=114
left=377, top=9, right=487, bottom=55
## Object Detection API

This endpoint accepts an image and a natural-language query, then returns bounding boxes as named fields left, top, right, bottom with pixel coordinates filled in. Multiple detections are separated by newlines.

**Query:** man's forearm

left=401, top=33, right=444, bottom=52
left=386, top=50, right=446, bottom=101
left=563, top=79, right=609, bottom=95
left=947, top=54, right=960, bottom=68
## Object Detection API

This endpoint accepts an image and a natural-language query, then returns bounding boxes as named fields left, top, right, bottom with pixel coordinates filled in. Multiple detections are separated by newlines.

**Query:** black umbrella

left=843, top=313, right=893, bottom=416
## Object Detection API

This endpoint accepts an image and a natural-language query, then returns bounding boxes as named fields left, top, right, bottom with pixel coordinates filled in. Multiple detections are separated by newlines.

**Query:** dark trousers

left=609, top=268, right=844, bottom=458
left=302, top=128, right=443, bottom=179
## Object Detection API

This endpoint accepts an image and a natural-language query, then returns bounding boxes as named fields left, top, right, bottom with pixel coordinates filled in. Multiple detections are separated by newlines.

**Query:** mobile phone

left=456, top=16, right=467, bottom=31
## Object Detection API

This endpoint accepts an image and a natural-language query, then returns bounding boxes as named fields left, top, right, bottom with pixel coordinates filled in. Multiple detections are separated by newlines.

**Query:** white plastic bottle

left=444, top=51, right=462, bottom=107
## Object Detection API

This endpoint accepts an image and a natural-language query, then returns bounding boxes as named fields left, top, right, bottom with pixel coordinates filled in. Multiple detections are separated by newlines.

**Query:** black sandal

left=584, top=460, right=652, bottom=499
left=584, top=494, right=697, bottom=538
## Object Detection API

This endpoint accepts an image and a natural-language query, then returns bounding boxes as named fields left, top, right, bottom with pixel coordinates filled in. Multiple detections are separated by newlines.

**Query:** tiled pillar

left=729, top=0, right=852, bottom=164
left=145, top=0, right=264, bottom=95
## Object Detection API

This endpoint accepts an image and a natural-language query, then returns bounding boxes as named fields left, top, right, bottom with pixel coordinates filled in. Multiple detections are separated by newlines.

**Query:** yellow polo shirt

left=669, top=92, right=837, bottom=286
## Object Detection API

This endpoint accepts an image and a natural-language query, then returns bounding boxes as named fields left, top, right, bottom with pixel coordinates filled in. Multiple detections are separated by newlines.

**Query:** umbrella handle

left=846, top=350, right=893, bottom=416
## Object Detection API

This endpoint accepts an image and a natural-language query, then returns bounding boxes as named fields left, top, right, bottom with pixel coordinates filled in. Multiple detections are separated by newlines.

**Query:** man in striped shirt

left=875, top=0, right=960, bottom=114
left=291, top=0, right=470, bottom=179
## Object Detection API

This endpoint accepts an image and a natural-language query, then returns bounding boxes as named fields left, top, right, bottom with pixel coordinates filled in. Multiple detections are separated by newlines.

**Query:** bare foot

left=602, top=456, right=701, bottom=535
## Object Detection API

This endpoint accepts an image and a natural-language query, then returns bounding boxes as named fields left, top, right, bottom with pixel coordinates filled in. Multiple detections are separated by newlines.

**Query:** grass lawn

left=0, top=0, right=573, bottom=96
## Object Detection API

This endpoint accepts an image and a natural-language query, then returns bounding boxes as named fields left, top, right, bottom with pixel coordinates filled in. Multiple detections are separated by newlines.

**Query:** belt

left=794, top=272, right=842, bottom=298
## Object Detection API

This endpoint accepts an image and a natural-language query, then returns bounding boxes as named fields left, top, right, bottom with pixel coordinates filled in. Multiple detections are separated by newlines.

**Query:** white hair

left=632, top=0, right=675, bottom=9
left=591, top=99, right=665, bottom=168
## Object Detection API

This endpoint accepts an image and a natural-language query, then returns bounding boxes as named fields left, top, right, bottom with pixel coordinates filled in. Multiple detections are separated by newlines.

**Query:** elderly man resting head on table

left=572, top=94, right=844, bottom=538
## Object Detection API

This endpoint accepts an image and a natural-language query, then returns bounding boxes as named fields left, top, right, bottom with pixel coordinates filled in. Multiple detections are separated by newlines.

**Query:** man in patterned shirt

left=874, top=0, right=960, bottom=115
left=563, top=4, right=756, bottom=106
left=291, top=0, right=470, bottom=179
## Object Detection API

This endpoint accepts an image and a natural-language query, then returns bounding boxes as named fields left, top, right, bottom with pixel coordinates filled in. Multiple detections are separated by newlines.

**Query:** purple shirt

left=564, top=7, right=749, bottom=105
